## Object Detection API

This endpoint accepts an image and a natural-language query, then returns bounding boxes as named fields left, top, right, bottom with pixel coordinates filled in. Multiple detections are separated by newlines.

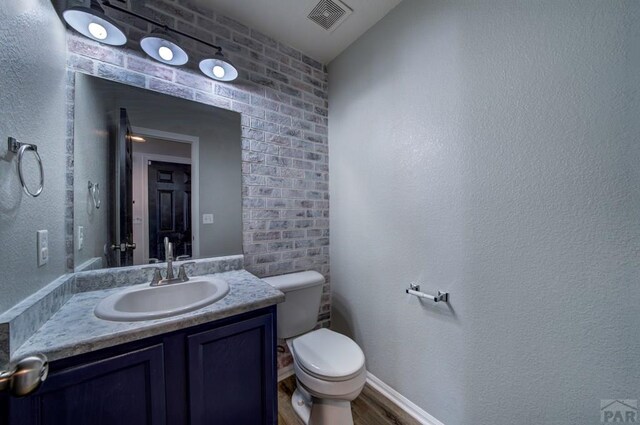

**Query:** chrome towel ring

left=8, top=137, right=44, bottom=197
left=88, top=181, right=101, bottom=209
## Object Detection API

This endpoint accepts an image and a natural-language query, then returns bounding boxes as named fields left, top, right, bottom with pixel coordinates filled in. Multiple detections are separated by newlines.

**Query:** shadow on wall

left=0, top=151, right=23, bottom=221
left=331, top=293, right=357, bottom=340
left=332, top=289, right=459, bottom=342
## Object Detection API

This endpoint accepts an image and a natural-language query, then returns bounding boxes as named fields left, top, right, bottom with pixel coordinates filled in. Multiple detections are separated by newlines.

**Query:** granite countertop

left=10, top=269, right=284, bottom=364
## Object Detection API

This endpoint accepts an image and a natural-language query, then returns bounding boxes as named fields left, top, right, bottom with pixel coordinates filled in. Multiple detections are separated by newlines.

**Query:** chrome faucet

left=149, top=238, right=195, bottom=286
left=164, top=237, right=175, bottom=281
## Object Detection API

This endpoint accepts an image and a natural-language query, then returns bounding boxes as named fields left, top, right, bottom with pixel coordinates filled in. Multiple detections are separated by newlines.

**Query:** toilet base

left=291, top=386, right=355, bottom=425
left=292, top=387, right=312, bottom=424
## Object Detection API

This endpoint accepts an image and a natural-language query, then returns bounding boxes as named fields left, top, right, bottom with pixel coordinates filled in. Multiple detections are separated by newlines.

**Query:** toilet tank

left=262, top=271, right=325, bottom=339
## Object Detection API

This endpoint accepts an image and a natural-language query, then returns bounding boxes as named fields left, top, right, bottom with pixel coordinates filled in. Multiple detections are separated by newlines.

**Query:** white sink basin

left=94, top=278, right=230, bottom=322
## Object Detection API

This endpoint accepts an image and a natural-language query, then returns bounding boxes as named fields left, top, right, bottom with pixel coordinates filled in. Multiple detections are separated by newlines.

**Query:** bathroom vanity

left=0, top=257, right=284, bottom=425
left=5, top=307, right=276, bottom=425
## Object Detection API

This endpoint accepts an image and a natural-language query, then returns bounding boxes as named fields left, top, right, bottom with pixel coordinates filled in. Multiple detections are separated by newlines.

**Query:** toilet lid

left=292, top=329, right=365, bottom=380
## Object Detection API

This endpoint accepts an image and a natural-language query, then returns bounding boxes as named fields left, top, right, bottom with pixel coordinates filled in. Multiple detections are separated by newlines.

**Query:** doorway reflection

left=131, top=136, right=193, bottom=264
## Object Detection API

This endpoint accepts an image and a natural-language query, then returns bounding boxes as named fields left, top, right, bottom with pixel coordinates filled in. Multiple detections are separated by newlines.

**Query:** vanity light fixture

left=62, top=0, right=127, bottom=46
left=61, top=0, right=239, bottom=82
left=140, top=28, right=188, bottom=66
left=199, top=51, right=238, bottom=82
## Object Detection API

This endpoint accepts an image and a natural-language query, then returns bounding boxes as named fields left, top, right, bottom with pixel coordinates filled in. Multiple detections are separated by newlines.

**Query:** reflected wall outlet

left=202, top=214, right=214, bottom=224
left=78, top=226, right=84, bottom=251
left=37, top=230, right=48, bottom=267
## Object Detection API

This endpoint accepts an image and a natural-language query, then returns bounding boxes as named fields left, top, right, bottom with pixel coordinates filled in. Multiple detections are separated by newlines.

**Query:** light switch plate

left=37, top=230, right=48, bottom=267
left=202, top=214, right=214, bottom=224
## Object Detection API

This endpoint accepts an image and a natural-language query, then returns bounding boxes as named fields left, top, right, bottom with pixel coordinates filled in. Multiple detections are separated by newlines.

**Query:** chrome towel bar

left=406, top=284, right=449, bottom=303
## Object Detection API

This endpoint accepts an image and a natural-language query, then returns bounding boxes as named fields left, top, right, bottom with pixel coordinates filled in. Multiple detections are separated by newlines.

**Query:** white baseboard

left=366, top=372, right=444, bottom=425
left=278, top=364, right=295, bottom=381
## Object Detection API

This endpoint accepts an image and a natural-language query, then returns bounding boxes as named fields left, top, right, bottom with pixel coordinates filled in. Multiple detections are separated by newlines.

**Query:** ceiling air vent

left=307, top=0, right=353, bottom=32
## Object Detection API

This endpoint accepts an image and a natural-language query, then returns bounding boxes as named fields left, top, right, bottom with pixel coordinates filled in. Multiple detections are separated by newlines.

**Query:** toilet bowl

left=263, top=271, right=366, bottom=425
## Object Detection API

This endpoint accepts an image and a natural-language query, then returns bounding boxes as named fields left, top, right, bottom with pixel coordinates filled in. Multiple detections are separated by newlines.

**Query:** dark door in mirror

left=148, top=161, right=192, bottom=262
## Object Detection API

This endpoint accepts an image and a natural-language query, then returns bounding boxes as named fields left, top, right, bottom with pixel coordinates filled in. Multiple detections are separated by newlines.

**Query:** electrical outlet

left=78, top=226, right=84, bottom=251
left=37, top=230, right=48, bottom=267
left=202, top=214, right=214, bottom=224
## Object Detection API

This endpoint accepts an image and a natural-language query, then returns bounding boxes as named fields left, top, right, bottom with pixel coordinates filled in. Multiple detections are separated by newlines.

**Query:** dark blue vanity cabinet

left=2, top=306, right=277, bottom=425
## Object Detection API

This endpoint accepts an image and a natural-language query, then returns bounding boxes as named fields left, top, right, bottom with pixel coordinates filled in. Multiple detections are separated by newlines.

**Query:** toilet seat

left=296, top=359, right=363, bottom=382
left=294, top=360, right=367, bottom=400
left=292, top=329, right=365, bottom=381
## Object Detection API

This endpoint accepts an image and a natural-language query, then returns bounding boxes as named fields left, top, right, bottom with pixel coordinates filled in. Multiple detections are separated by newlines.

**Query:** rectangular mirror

left=73, top=73, right=242, bottom=270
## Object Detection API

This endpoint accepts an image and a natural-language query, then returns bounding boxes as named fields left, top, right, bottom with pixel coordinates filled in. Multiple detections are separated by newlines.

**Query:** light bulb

left=158, top=46, right=174, bottom=61
left=213, top=65, right=225, bottom=79
left=88, top=22, right=108, bottom=40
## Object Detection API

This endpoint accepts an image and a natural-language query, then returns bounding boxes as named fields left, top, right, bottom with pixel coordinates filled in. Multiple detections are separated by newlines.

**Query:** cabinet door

left=187, top=312, right=277, bottom=425
left=9, top=344, right=166, bottom=425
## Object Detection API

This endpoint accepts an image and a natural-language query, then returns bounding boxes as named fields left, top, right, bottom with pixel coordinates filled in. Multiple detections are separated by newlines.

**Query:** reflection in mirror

left=73, top=73, right=242, bottom=271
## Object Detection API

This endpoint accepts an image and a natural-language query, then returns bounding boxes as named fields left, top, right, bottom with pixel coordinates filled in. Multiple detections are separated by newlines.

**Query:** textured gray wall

left=329, top=1, right=640, bottom=424
left=0, top=1, right=68, bottom=313
left=195, top=112, right=243, bottom=257
left=73, top=74, right=111, bottom=269
left=132, top=138, right=191, bottom=158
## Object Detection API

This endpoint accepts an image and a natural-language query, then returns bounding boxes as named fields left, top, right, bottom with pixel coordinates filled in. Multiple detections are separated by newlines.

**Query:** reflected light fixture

left=199, top=51, right=238, bottom=82
left=61, top=0, right=238, bottom=82
left=130, top=136, right=146, bottom=143
left=140, top=28, right=188, bottom=66
left=62, top=0, right=127, bottom=46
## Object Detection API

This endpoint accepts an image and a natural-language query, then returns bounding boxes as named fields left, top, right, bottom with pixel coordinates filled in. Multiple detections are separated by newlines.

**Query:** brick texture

left=64, top=0, right=331, bottom=367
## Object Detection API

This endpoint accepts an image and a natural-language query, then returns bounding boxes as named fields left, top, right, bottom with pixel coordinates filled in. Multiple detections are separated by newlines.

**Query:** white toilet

left=263, top=271, right=366, bottom=425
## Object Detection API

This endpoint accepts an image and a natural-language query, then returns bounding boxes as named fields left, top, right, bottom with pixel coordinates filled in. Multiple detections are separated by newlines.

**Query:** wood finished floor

left=277, top=375, right=421, bottom=425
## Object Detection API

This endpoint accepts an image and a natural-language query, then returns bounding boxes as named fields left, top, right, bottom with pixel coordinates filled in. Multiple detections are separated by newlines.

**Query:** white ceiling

left=195, top=0, right=402, bottom=64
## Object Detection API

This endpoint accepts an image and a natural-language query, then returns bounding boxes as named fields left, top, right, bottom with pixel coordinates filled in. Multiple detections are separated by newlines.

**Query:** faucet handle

left=178, top=262, right=196, bottom=282
left=144, top=267, right=164, bottom=286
